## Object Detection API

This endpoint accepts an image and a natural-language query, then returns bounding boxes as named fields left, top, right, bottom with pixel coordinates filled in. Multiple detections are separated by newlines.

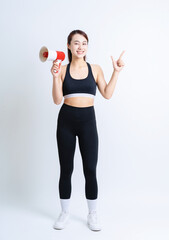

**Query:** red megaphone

left=39, top=46, right=65, bottom=73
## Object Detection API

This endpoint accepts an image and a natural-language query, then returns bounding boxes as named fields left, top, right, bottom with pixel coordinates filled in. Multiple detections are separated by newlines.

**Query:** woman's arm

left=50, top=61, right=63, bottom=105
left=96, top=51, right=125, bottom=99
left=104, top=69, right=119, bottom=99
left=96, top=65, right=119, bottom=99
left=52, top=75, right=63, bottom=105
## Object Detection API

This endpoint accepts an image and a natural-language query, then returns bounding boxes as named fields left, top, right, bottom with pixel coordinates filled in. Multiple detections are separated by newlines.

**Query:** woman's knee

left=83, top=166, right=96, bottom=179
left=60, top=167, right=73, bottom=179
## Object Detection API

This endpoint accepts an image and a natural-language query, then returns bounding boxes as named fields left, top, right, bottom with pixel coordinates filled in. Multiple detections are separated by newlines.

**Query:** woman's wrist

left=113, top=69, right=120, bottom=74
left=53, top=76, right=59, bottom=81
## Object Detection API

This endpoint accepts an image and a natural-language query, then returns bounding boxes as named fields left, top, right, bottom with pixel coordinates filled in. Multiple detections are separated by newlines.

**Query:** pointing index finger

left=119, top=50, right=125, bottom=60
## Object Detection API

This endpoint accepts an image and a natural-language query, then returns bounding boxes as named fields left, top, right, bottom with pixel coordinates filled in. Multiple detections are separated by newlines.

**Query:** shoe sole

left=53, top=219, right=69, bottom=230
left=87, top=223, right=101, bottom=231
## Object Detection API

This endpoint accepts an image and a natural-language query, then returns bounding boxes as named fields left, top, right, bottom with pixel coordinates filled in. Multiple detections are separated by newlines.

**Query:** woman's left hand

left=111, top=50, right=125, bottom=72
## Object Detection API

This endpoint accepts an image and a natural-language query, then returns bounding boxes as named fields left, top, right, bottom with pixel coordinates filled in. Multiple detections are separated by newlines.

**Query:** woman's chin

left=73, top=55, right=85, bottom=59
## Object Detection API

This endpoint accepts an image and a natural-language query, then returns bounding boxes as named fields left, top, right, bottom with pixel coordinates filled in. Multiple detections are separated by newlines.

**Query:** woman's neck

left=70, top=58, right=86, bottom=68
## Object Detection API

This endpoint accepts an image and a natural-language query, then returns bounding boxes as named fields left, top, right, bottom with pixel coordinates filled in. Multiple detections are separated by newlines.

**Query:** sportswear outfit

left=54, top=62, right=101, bottom=231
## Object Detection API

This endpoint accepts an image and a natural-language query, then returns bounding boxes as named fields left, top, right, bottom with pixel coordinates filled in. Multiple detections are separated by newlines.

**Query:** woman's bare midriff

left=64, top=97, right=94, bottom=107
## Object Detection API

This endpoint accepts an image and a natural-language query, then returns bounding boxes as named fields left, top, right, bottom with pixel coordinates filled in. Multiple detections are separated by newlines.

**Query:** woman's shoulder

left=61, top=63, right=68, bottom=68
left=90, top=63, right=101, bottom=70
left=90, top=63, right=102, bottom=74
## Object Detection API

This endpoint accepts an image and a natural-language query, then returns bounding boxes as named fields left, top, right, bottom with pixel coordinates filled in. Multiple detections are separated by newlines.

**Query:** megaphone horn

left=39, top=46, right=65, bottom=62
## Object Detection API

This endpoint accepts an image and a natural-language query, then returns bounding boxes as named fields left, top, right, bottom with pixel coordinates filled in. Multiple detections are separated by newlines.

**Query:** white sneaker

left=87, top=211, right=102, bottom=231
left=53, top=211, right=70, bottom=230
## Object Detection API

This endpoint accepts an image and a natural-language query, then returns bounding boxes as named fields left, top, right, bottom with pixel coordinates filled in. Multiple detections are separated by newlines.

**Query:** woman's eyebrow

left=74, top=40, right=87, bottom=43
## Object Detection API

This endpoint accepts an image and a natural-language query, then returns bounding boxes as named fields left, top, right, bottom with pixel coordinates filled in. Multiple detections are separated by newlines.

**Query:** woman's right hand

left=51, top=60, right=62, bottom=78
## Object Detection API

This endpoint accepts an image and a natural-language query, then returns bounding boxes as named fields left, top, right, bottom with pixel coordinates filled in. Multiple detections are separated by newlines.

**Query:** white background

left=0, top=0, right=169, bottom=239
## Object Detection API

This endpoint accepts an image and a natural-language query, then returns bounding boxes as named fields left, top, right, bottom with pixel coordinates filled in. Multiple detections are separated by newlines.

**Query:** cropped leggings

left=56, top=103, right=99, bottom=200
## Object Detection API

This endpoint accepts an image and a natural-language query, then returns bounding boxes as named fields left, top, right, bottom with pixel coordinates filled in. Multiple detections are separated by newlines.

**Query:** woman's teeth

left=77, top=51, right=84, bottom=54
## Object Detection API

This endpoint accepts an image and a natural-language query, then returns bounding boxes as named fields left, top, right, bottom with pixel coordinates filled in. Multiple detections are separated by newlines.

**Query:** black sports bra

left=63, top=62, right=97, bottom=99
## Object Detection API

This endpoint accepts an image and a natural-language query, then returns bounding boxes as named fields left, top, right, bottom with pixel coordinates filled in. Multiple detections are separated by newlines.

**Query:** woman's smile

left=77, top=51, right=84, bottom=54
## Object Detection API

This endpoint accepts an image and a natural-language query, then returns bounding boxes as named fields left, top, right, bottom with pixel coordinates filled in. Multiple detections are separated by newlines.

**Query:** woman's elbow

left=54, top=98, right=63, bottom=105
left=104, top=94, right=112, bottom=100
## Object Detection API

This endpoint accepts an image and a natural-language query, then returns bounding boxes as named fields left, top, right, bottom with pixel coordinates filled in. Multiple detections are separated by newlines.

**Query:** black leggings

left=56, top=103, right=99, bottom=200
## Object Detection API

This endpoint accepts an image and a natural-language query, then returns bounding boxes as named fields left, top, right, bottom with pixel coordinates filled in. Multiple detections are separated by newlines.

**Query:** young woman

left=51, top=30, right=125, bottom=231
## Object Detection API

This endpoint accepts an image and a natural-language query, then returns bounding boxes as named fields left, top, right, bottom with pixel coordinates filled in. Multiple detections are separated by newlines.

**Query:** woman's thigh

left=77, top=119, right=99, bottom=172
left=56, top=119, right=77, bottom=172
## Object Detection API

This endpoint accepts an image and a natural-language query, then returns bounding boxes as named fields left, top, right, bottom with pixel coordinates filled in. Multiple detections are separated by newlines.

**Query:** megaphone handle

left=54, top=60, right=62, bottom=73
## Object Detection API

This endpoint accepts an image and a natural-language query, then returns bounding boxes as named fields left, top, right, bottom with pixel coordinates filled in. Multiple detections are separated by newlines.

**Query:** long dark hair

left=67, top=30, right=89, bottom=63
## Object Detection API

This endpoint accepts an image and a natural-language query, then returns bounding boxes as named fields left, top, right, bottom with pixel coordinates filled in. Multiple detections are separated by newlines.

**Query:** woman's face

left=67, top=33, right=88, bottom=59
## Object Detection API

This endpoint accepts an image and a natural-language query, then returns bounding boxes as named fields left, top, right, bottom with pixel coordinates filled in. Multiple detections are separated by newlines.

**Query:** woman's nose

left=78, top=45, right=83, bottom=49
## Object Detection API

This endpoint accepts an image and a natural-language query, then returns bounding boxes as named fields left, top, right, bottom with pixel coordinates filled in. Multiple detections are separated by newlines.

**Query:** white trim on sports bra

left=64, top=93, right=95, bottom=99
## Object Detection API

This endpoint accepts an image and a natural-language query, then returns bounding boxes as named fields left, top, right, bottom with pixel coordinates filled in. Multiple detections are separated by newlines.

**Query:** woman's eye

left=74, top=43, right=87, bottom=45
